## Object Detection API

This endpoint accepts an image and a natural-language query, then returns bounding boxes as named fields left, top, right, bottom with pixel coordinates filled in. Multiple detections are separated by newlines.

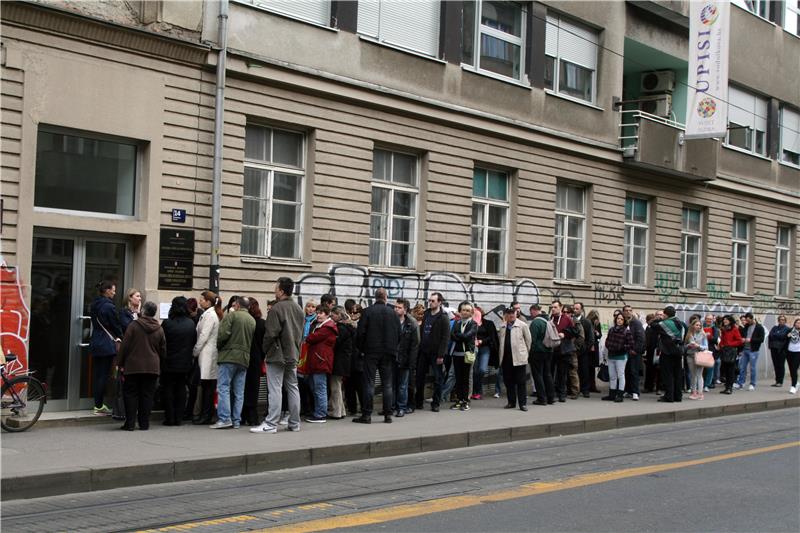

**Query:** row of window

left=241, top=124, right=796, bottom=298
left=733, top=0, right=800, bottom=36
left=728, top=85, right=800, bottom=166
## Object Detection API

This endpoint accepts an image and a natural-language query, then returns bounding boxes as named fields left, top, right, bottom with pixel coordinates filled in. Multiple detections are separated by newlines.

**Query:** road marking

left=254, top=440, right=799, bottom=532
left=137, top=515, right=258, bottom=532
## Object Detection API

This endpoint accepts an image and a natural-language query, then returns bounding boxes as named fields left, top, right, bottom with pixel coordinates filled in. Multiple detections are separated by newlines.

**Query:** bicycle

left=1, top=353, right=47, bottom=432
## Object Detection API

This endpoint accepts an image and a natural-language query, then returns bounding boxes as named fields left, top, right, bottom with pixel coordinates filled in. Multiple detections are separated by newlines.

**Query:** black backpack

left=657, top=319, right=685, bottom=357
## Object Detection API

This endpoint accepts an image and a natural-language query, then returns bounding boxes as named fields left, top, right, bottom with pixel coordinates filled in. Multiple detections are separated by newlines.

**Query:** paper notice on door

left=159, top=303, right=171, bottom=320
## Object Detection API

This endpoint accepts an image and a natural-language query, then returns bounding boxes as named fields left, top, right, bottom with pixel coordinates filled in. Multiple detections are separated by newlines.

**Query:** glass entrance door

left=29, top=233, right=129, bottom=411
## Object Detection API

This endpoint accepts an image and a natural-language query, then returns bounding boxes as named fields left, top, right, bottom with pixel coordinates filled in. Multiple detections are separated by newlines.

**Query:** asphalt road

left=2, top=409, right=798, bottom=533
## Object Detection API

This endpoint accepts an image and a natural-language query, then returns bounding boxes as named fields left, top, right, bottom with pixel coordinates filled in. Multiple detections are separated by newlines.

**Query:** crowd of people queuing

left=88, top=277, right=800, bottom=432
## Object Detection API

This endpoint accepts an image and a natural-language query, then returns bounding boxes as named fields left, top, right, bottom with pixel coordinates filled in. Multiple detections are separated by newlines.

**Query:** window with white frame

left=731, top=217, right=750, bottom=294
left=462, top=1, right=526, bottom=81
left=732, top=0, right=771, bottom=19
left=553, top=182, right=585, bottom=280
left=237, top=0, right=331, bottom=26
left=623, top=197, right=648, bottom=286
left=681, top=207, right=703, bottom=290
left=785, top=0, right=800, bottom=36
left=369, top=149, right=418, bottom=268
left=357, top=0, right=440, bottom=57
left=544, top=12, right=599, bottom=104
left=776, top=226, right=791, bottom=297
left=780, top=106, right=800, bottom=166
left=471, top=168, right=509, bottom=275
left=726, top=86, right=768, bottom=156
left=241, top=125, right=304, bottom=259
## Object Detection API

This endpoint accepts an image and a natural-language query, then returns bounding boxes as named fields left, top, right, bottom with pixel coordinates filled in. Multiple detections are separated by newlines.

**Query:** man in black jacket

left=393, top=298, right=419, bottom=417
left=355, top=288, right=400, bottom=424
left=414, top=292, right=451, bottom=412
left=736, top=312, right=765, bottom=390
left=572, top=302, right=595, bottom=398
left=622, top=305, right=645, bottom=401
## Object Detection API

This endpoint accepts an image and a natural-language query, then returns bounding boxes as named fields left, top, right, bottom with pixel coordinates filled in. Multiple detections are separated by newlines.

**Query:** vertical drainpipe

left=209, top=0, right=229, bottom=292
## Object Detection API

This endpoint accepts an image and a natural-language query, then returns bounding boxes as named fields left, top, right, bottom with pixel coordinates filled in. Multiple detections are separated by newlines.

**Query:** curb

left=4, top=398, right=799, bottom=501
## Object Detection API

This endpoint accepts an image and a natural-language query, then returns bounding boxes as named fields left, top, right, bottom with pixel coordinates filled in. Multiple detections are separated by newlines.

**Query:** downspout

left=209, top=0, right=229, bottom=292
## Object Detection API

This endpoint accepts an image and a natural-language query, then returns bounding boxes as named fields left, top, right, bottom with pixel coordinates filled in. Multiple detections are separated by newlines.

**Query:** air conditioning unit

left=640, top=71, right=675, bottom=93
left=639, top=93, right=673, bottom=118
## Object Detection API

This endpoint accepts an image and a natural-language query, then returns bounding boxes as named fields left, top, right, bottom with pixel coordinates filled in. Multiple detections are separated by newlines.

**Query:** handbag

left=694, top=350, right=714, bottom=368
left=464, top=350, right=476, bottom=364
left=297, top=343, right=309, bottom=374
left=720, top=346, right=738, bottom=364
left=597, top=363, right=610, bottom=382
left=98, top=319, right=121, bottom=353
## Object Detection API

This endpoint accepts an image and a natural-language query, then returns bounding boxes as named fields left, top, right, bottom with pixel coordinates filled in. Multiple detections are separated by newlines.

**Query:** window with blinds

left=543, top=12, right=599, bottom=104
left=357, top=0, right=440, bottom=57
left=726, top=86, right=768, bottom=157
left=240, top=0, right=331, bottom=26
left=780, top=106, right=800, bottom=167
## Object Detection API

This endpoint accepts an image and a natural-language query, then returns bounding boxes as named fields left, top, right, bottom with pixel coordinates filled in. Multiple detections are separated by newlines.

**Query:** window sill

left=33, top=206, right=137, bottom=221
left=545, top=89, right=603, bottom=111
left=730, top=292, right=749, bottom=298
left=622, top=285, right=655, bottom=293
left=468, top=273, right=511, bottom=283
left=358, top=36, right=446, bottom=64
left=235, top=1, right=339, bottom=33
left=679, top=289, right=707, bottom=296
left=240, top=256, right=313, bottom=268
left=722, top=144, right=772, bottom=162
left=774, top=295, right=795, bottom=301
left=368, top=265, right=418, bottom=275
left=460, top=64, right=531, bottom=90
left=779, top=160, right=800, bottom=171
left=552, top=279, right=592, bottom=288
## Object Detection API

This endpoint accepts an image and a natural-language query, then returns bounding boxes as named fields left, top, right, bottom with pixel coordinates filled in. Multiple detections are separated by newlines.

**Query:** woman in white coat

left=192, top=290, right=222, bottom=424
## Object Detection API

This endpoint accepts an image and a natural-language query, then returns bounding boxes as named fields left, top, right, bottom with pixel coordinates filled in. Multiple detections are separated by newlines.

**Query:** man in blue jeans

left=393, top=298, right=419, bottom=417
left=211, top=296, right=255, bottom=429
left=736, top=312, right=765, bottom=390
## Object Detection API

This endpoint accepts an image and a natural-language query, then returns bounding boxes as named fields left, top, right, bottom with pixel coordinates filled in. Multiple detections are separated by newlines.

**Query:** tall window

left=553, top=183, right=585, bottom=280
left=776, top=226, right=791, bottom=297
left=369, top=149, right=418, bottom=268
left=544, top=12, right=599, bottom=104
left=241, top=125, right=304, bottom=259
left=727, top=86, right=768, bottom=157
left=237, top=0, right=330, bottom=26
left=462, top=1, right=526, bottom=81
left=357, top=0, right=440, bottom=57
left=786, top=0, right=800, bottom=36
left=471, top=168, right=509, bottom=275
left=624, top=197, right=648, bottom=286
left=35, top=128, right=137, bottom=216
left=780, top=106, right=800, bottom=167
left=681, top=207, right=702, bottom=290
left=732, top=0, right=771, bottom=19
left=731, top=217, right=750, bottom=294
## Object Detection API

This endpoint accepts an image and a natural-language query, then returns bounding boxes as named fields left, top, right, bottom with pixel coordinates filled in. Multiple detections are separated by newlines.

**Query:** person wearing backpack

left=656, top=306, right=686, bottom=403
left=603, top=313, right=635, bottom=402
left=529, top=304, right=555, bottom=405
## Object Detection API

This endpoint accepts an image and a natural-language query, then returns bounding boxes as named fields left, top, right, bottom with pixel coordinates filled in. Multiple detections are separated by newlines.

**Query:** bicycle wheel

left=1, top=376, right=46, bottom=432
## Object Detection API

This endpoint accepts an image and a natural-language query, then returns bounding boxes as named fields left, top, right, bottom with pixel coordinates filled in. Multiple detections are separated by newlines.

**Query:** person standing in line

left=89, top=281, right=123, bottom=416
left=785, top=318, right=800, bottom=395
left=449, top=302, right=477, bottom=411
left=718, top=315, right=744, bottom=395
left=303, top=304, right=337, bottom=423
left=116, top=301, right=165, bottom=431
left=735, top=312, right=765, bottom=390
left=212, top=296, right=255, bottom=429
left=191, top=291, right=222, bottom=425
left=160, top=296, right=197, bottom=426
left=768, top=315, right=790, bottom=388
left=656, top=306, right=686, bottom=403
left=622, top=305, right=645, bottom=401
left=329, top=306, right=355, bottom=420
left=119, top=288, right=142, bottom=333
left=414, top=292, right=451, bottom=413
left=586, top=309, right=603, bottom=393
left=470, top=306, right=496, bottom=400
left=344, top=303, right=365, bottom=416
left=550, top=300, right=577, bottom=403
left=354, top=288, right=400, bottom=424
left=394, top=298, right=419, bottom=417
left=251, top=277, right=304, bottom=434
left=498, top=307, right=532, bottom=411
left=684, top=318, right=709, bottom=400
left=298, top=299, right=318, bottom=417
left=603, top=313, right=634, bottom=403
left=241, top=298, right=266, bottom=426
left=643, top=311, right=664, bottom=394
left=563, top=305, right=583, bottom=399
left=573, top=302, right=595, bottom=398
left=529, top=304, right=554, bottom=406
left=702, top=314, right=720, bottom=392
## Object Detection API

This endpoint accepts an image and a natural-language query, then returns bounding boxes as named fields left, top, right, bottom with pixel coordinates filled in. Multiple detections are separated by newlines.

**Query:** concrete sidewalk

left=2, top=388, right=798, bottom=501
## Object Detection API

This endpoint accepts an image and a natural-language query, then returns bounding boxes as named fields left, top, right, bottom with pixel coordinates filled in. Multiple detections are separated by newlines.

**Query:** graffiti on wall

left=0, top=262, right=30, bottom=371
left=295, top=264, right=540, bottom=321
left=592, top=279, right=627, bottom=307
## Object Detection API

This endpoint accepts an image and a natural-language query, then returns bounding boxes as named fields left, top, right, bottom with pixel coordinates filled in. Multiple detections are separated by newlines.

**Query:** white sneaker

left=250, top=422, right=277, bottom=434
left=493, top=392, right=500, bottom=399
left=632, top=393, right=639, bottom=401
left=209, top=420, right=232, bottom=429
left=733, top=383, right=742, bottom=390
left=278, top=412, right=289, bottom=426
left=748, top=384, right=755, bottom=391
left=789, top=386, right=797, bottom=395
left=703, top=386, right=709, bottom=392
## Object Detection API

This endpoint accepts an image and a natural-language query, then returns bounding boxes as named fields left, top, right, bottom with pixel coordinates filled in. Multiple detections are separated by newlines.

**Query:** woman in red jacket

left=304, top=304, right=338, bottom=423
left=718, top=315, right=743, bottom=395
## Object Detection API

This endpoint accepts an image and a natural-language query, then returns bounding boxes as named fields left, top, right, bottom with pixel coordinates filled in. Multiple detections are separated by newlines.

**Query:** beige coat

left=498, top=319, right=532, bottom=367
left=193, top=306, right=219, bottom=379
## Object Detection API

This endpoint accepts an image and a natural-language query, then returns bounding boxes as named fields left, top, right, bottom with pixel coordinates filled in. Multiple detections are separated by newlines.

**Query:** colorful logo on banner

left=700, top=4, right=719, bottom=26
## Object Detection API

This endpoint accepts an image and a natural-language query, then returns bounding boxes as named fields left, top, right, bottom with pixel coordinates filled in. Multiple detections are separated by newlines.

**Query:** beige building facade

left=1, top=0, right=798, bottom=410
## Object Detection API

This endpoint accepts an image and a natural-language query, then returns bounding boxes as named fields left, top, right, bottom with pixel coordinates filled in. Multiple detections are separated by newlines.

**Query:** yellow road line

left=137, top=514, right=258, bottom=532
left=255, top=440, right=799, bottom=533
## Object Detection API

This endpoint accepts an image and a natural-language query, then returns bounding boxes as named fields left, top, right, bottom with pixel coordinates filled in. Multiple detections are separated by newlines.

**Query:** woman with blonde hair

left=684, top=318, right=709, bottom=400
left=119, top=288, right=142, bottom=333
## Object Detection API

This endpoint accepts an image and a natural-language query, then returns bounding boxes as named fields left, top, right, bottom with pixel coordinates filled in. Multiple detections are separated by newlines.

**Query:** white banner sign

left=685, top=1, right=730, bottom=139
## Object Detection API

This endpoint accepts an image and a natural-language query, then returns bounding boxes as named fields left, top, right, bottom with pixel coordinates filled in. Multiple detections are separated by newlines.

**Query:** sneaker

left=93, top=404, right=112, bottom=415
left=632, top=393, right=639, bottom=401
left=493, top=392, right=500, bottom=398
left=450, top=402, right=461, bottom=410
left=789, top=386, right=797, bottom=395
left=748, top=384, right=755, bottom=391
left=715, top=379, right=722, bottom=384
left=703, top=386, right=709, bottom=392
left=279, top=412, right=289, bottom=425
left=471, top=394, right=482, bottom=400
left=623, top=392, right=633, bottom=399
left=688, top=392, right=699, bottom=400
left=305, top=416, right=327, bottom=423
left=460, top=403, right=470, bottom=411
left=287, top=425, right=300, bottom=432
left=232, top=424, right=240, bottom=429
left=733, top=383, right=742, bottom=390
left=209, top=420, right=233, bottom=429
left=250, top=422, right=277, bottom=434
left=698, top=393, right=704, bottom=400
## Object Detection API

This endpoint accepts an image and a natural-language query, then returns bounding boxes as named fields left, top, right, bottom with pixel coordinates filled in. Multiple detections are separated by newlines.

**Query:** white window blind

left=729, top=86, right=767, bottom=131
left=545, top=13, right=598, bottom=69
left=781, top=107, right=800, bottom=155
left=357, top=0, right=440, bottom=57
left=255, top=0, right=330, bottom=26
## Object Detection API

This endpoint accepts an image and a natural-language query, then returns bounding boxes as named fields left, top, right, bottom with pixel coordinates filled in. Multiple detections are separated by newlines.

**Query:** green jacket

left=217, top=308, right=256, bottom=368
left=529, top=316, right=551, bottom=353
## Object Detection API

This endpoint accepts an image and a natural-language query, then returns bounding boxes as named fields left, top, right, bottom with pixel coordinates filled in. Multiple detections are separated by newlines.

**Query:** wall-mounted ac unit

left=639, top=93, right=673, bottom=118
left=641, top=70, right=675, bottom=93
